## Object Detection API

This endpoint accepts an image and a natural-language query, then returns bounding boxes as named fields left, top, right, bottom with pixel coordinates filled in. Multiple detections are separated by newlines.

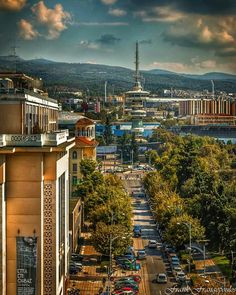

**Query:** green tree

left=104, top=116, right=113, bottom=145
left=91, top=222, right=132, bottom=256
left=164, top=214, right=205, bottom=248
left=80, top=158, right=97, bottom=178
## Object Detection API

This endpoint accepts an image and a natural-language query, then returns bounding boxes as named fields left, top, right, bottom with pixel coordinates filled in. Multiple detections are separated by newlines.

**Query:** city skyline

left=0, top=0, right=236, bottom=74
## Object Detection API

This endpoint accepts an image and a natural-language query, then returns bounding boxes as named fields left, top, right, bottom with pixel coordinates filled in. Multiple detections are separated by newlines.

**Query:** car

left=156, top=273, right=168, bottom=283
left=69, top=266, right=78, bottom=274
left=171, top=257, right=180, bottom=264
left=137, top=250, right=146, bottom=259
left=126, top=275, right=141, bottom=283
left=133, top=225, right=142, bottom=237
left=70, top=261, right=83, bottom=268
left=114, top=283, right=139, bottom=292
left=71, top=253, right=83, bottom=262
left=171, top=261, right=180, bottom=269
left=115, top=278, right=138, bottom=286
left=148, top=240, right=158, bottom=248
left=172, top=266, right=182, bottom=276
left=176, top=271, right=186, bottom=282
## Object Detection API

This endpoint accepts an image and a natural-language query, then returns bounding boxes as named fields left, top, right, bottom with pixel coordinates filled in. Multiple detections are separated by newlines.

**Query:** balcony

left=0, top=130, right=69, bottom=147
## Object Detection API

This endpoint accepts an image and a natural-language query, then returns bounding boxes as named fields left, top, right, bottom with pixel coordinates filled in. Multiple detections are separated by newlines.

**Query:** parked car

left=133, top=225, right=142, bottom=237
left=176, top=271, right=186, bottom=283
left=148, top=240, right=158, bottom=248
left=126, top=275, right=141, bottom=283
left=69, top=266, right=78, bottom=275
left=71, top=253, right=83, bottom=262
left=137, top=250, right=146, bottom=259
left=114, top=282, right=139, bottom=292
left=156, top=273, right=168, bottom=283
left=172, top=266, right=182, bottom=276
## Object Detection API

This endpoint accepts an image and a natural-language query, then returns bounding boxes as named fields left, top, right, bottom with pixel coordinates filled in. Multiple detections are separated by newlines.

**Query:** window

left=72, top=151, right=77, bottom=159
left=72, top=176, right=77, bottom=186
left=73, top=164, right=77, bottom=173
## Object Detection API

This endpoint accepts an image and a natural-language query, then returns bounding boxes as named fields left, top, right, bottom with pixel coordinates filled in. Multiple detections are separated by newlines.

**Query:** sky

left=0, top=0, right=236, bottom=74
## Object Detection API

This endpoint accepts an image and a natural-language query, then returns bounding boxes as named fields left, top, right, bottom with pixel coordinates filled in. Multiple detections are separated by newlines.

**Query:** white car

left=148, top=240, right=158, bottom=248
left=176, top=271, right=186, bottom=282
left=172, top=266, right=182, bottom=276
left=156, top=273, right=168, bottom=283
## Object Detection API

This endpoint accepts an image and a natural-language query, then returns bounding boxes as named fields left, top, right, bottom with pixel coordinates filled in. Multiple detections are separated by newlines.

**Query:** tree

left=91, top=222, right=132, bottom=256
left=164, top=214, right=205, bottom=248
left=80, top=158, right=97, bottom=178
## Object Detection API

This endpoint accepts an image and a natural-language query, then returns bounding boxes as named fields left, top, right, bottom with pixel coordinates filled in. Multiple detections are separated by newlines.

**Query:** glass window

left=73, top=164, right=77, bottom=173
left=72, top=151, right=77, bottom=159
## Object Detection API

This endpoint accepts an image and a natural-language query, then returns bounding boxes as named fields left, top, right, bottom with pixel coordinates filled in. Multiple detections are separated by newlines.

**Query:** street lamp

left=177, top=222, right=192, bottom=274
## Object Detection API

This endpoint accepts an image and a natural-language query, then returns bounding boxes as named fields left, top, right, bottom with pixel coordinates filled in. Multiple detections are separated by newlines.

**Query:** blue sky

left=0, top=0, right=236, bottom=74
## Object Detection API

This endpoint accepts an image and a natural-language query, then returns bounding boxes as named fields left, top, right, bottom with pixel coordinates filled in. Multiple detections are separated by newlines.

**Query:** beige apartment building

left=0, top=73, right=74, bottom=295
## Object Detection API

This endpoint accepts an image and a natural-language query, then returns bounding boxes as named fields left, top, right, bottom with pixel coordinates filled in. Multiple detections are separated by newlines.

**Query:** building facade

left=70, top=117, right=97, bottom=191
left=0, top=73, right=74, bottom=295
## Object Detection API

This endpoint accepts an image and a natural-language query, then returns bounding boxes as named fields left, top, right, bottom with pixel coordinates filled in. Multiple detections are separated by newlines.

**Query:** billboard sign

left=16, top=237, right=37, bottom=295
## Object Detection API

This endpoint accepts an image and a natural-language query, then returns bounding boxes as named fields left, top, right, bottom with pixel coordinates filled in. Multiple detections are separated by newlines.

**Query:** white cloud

left=31, top=1, right=70, bottom=39
left=148, top=59, right=217, bottom=73
left=108, top=8, right=127, bottom=17
left=79, top=40, right=100, bottom=50
left=0, top=0, right=26, bottom=11
left=19, top=19, right=39, bottom=40
left=101, top=0, right=117, bottom=5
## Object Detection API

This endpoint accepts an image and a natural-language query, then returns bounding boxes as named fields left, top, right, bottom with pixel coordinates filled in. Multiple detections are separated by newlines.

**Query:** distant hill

left=0, top=56, right=235, bottom=95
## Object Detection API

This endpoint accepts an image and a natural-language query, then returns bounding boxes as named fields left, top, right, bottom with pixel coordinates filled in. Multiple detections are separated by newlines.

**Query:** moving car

left=148, top=240, right=158, bottom=248
left=172, top=266, right=182, bottom=276
left=156, top=273, right=168, bottom=283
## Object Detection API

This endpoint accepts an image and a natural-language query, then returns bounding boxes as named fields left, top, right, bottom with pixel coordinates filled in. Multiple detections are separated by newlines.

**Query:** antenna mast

left=11, top=45, right=19, bottom=73
left=211, top=80, right=215, bottom=100
left=133, top=41, right=142, bottom=90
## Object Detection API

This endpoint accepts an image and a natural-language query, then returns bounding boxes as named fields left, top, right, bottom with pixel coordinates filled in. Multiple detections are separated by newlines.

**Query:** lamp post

left=178, top=222, right=192, bottom=273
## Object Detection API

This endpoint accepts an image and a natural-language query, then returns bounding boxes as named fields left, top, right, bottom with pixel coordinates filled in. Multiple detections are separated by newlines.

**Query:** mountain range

left=0, top=56, right=235, bottom=95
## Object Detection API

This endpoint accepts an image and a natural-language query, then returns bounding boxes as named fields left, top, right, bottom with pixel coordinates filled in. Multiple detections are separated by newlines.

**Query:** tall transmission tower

left=10, top=45, right=19, bottom=73
left=211, top=80, right=215, bottom=100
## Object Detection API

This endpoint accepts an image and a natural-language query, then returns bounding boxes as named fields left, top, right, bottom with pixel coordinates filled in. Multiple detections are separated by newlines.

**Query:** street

left=123, top=170, right=174, bottom=295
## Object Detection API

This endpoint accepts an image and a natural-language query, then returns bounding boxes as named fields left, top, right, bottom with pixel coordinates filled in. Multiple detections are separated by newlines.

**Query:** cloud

left=128, top=0, right=236, bottom=16
left=148, top=58, right=218, bottom=73
left=108, top=8, right=127, bottom=17
left=96, top=34, right=121, bottom=45
left=101, top=0, right=117, bottom=5
left=162, top=15, right=236, bottom=56
left=135, top=5, right=186, bottom=22
left=0, top=0, right=26, bottom=11
left=79, top=40, right=100, bottom=50
left=19, top=19, right=39, bottom=40
left=31, top=1, right=70, bottom=39
left=75, top=21, right=128, bottom=26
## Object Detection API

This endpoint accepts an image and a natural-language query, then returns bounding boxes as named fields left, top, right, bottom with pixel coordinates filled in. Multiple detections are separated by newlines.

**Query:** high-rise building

left=0, top=73, right=75, bottom=295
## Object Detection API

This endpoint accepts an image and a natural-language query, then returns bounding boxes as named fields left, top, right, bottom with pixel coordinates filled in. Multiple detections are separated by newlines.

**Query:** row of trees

left=143, top=171, right=205, bottom=248
left=144, top=128, right=236, bottom=253
left=74, top=159, right=132, bottom=255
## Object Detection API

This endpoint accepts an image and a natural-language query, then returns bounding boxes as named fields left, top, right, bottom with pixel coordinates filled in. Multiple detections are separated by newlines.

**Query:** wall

left=0, top=104, right=22, bottom=134
left=6, top=153, right=42, bottom=295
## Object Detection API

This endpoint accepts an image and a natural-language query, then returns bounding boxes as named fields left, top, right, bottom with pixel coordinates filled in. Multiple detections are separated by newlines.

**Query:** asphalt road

left=123, top=171, right=174, bottom=295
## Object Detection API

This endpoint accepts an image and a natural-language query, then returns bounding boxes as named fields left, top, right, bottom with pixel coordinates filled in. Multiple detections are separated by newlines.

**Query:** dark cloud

left=125, top=0, right=236, bottom=15
left=139, top=39, right=152, bottom=45
left=96, top=34, right=121, bottom=45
